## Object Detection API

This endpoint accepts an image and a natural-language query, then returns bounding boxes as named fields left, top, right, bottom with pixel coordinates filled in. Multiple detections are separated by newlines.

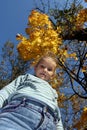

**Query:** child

left=0, top=52, right=64, bottom=130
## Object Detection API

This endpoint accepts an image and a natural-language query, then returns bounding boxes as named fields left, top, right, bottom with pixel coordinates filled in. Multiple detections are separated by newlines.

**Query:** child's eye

left=40, top=65, right=45, bottom=68
left=48, top=68, right=52, bottom=71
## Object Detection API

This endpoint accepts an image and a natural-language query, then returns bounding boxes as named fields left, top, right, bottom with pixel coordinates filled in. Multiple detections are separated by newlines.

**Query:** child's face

left=34, top=57, right=56, bottom=81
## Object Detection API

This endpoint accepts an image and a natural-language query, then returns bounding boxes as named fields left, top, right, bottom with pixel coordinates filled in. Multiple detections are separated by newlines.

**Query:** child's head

left=34, top=52, right=58, bottom=81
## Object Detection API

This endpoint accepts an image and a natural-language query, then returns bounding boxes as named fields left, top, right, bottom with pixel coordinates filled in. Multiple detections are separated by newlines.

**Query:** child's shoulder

left=18, top=73, right=47, bottom=83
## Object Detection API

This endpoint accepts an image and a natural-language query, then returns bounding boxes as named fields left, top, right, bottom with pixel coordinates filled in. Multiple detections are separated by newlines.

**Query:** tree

left=0, top=41, right=30, bottom=89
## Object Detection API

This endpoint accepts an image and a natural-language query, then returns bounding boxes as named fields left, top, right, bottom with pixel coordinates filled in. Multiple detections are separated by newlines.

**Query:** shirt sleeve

left=0, top=75, right=23, bottom=108
left=56, top=107, right=64, bottom=130
left=53, top=90, right=64, bottom=130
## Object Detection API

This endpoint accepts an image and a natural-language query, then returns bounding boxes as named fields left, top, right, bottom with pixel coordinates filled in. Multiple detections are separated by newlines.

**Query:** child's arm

left=56, top=107, right=64, bottom=130
left=0, top=76, right=22, bottom=108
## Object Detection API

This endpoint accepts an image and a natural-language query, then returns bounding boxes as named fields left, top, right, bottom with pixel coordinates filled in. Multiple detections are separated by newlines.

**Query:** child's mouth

left=40, top=73, right=46, bottom=78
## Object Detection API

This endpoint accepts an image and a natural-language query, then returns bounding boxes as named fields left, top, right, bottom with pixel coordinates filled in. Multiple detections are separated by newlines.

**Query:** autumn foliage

left=17, top=10, right=76, bottom=65
left=76, top=8, right=87, bottom=29
left=17, top=10, right=62, bottom=63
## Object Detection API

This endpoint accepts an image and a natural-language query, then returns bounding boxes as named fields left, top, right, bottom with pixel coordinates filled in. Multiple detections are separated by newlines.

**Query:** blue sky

left=0, top=0, right=35, bottom=48
left=0, top=0, right=87, bottom=50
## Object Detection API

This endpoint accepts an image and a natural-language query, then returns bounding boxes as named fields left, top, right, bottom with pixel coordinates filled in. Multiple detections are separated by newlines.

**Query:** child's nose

left=44, top=67, right=48, bottom=72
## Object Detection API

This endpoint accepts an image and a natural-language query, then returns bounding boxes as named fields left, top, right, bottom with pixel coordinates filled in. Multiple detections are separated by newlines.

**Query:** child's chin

left=40, top=77, right=47, bottom=81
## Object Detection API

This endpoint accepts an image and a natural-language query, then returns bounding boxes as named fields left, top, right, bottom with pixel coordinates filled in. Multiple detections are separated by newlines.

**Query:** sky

left=0, top=0, right=87, bottom=50
left=0, top=0, right=35, bottom=49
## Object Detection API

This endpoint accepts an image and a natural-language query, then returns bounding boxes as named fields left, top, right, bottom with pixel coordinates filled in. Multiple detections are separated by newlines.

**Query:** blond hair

left=35, top=51, right=58, bottom=68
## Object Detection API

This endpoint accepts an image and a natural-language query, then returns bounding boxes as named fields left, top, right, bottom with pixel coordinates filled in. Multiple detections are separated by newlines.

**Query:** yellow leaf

left=82, top=66, right=87, bottom=72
